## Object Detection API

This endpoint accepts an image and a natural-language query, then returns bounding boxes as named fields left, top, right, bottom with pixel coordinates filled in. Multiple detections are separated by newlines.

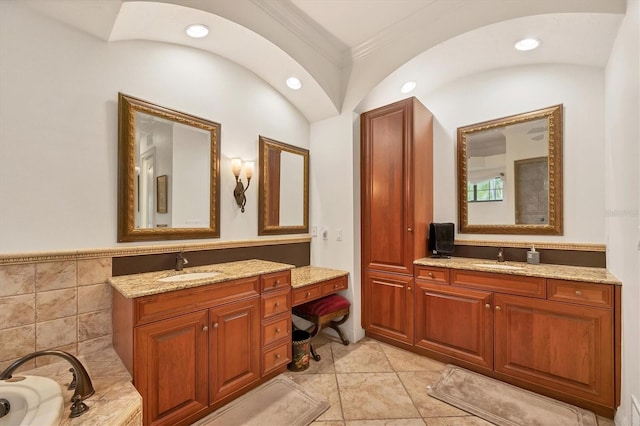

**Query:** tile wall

left=0, top=257, right=113, bottom=371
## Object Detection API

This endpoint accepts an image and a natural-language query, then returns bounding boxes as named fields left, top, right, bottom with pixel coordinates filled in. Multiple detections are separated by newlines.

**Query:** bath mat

left=192, top=375, right=329, bottom=426
left=427, top=365, right=598, bottom=426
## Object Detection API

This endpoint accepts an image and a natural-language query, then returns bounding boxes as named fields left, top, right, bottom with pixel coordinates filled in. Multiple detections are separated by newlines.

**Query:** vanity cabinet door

left=134, top=310, right=209, bottom=426
left=415, top=281, right=493, bottom=369
left=363, top=270, right=414, bottom=344
left=494, top=294, right=614, bottom=407
left=209, top=297, right=261, bottom=403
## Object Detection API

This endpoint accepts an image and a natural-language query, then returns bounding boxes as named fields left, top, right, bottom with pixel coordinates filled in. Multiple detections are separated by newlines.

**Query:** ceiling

left=25, top=0, right=626, bottom=122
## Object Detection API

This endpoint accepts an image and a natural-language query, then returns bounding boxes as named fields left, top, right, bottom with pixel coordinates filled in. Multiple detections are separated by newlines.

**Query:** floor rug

left=427, top=365, right=598, bottom=426
left=192, top=375, right=329, bottom=426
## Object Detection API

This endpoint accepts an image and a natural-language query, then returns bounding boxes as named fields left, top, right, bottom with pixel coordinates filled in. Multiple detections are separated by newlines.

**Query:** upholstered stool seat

left=292, top=294, right=350, bottom=361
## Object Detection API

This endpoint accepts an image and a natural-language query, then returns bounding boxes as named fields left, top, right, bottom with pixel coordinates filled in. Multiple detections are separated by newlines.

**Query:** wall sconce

left=231, top=158, right=254, bottom=213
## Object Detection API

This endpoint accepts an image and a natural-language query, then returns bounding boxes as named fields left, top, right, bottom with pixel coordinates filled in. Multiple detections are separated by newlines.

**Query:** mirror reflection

left=258, top=136, right=309, bottom=235
left=457, top=104, right=563, bottom=235
left=118, top=93, right=221, bottom=242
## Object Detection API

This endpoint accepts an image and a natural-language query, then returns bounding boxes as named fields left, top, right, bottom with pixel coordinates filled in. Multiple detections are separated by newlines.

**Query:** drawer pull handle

left=275, top=328, right=281, bottom=333
left=202, top=326, right=209, bottom=332
left=213, top=323, right=219, bottom=329
left=408, top=227, right=413, bottom=232
left=275, top=302, right=280, bottom=307
left=495, top=306, right=501, bottom=311
left=485, top=304, right=491, bottom=310
left=333, top=284, right=338, bottom=289
left=428, top=273, right=434, bottom=278
left=306, top=292, right=311, bottom=297
left=275, top=279, right=280, bottom=286
left=275, top=353, right=281, bottom=359
left=575, top=290, right=583, bottom=296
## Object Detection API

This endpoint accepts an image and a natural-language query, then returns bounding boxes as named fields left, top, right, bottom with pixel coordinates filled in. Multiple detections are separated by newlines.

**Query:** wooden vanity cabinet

left=361, top=97, right=433, bottom=343
left=113, top=271, right=292, bottom=426
left=411, top=265, right=619, bottom=417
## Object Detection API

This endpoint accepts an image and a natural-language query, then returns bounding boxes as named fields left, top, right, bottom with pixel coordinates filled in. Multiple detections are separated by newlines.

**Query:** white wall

left=421, top=64, right=606, bottom=243
left=0, top=2, right=309, bottom=253
left=605, top=0, right=640, bottom=424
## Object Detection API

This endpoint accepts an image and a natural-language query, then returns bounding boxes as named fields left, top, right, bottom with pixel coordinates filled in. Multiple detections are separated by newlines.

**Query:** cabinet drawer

left=262, top=314, right=291, bottom=347
left=415, top=266, right=449, bottom=284
left=292, top=284, right=321, bottom=305
left=261, top=271, right=291, bottom=292
left=262, top=341, right=291, bottom=375
left=262, top=290, right=291, bottom=319
left=451, top=269, right=545, bottom=298
left=135, top=277, right=260, bottom=325
left=321, top=276, right=348, bottom=295
left=547, top=279, right=614, bottom=308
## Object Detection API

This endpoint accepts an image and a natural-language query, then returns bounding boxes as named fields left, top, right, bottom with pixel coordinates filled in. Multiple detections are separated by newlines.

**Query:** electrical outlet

left=322, top=226, right=329, bottom=240
left=311, top=226, right=317, bottom=237
left=336, top=229, right=343, bottom=241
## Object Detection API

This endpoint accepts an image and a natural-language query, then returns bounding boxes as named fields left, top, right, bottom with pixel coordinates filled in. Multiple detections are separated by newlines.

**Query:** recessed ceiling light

left=286, top=77, right=302, bottom=90
left=514, top=38, right=540, bottom=51
left=185, top=24, right=209, bottom=38
left=400, top=81, right=416, bottom=94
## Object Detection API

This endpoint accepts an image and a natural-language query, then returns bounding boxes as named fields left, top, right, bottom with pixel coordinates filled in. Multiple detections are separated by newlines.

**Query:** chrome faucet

left=497, top=248, right=505, bottom=262
left=176, top=251, right=189, bottom=271
left=0, top=350, right=95, bottom=418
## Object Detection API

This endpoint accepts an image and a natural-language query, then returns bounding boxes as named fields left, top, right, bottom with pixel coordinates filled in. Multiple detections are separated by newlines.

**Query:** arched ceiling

left=25, top=0, right=626, bottom=122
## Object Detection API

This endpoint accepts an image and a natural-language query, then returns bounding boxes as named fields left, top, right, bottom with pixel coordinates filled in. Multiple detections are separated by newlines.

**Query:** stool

left=292, top=294, right=350, bottom=361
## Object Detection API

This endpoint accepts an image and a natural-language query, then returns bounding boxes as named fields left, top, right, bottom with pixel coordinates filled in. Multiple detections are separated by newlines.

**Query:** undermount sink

left=472, top=263, right=524, bottom=270
left=0, top=375, right=64, bottom=426
left=158, top=271, right=221, bottom=283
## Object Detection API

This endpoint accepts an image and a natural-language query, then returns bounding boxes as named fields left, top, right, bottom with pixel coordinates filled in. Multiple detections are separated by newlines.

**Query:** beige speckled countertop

left=12, top=348, right=141, bottom=426
left=109, top=259, right=295, bottom=298
left=414, top=257, right=621, bottom=285
left=291, top=266, right=349, bottom=288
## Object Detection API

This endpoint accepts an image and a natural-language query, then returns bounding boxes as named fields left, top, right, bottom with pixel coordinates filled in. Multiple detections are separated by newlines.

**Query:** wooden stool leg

left=329, top=312, right=350, bottom=345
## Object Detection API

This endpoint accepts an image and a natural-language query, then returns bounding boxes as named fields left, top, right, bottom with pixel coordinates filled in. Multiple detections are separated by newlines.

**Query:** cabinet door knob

left=213, top=323, right=219, bottom=328
left=428, top=272, right=434, bottom=278
left=485, top=304, right=491, bottom=310
left=495, top=306, right=501, bottom=311
left=575, top=290, right=582, bottom=296
left=408, top=228, right=413, bottom=232
left=275, top=353, right=281, bottom=359
left=275, top=279, right=280, bottom=285
left=334, top=284, right=338, bottom=289
left=407, top=286, right=412, bottom=291
left=306, top=292, right=311, bottom=297
left=202, top=326, right=209, bottom=332
left=275, top=328, right=281, bottom=333
left=275, top=302, right=280, bottom=307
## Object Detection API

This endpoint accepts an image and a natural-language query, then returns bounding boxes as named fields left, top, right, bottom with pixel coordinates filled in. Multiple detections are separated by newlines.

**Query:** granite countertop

left=291, top=265, right=349, bottom=289
left=414, top=257, right=621, bottom=285
left=109, top=259, right=295, bottom=299
left=13, top=348, right=141, bottom=426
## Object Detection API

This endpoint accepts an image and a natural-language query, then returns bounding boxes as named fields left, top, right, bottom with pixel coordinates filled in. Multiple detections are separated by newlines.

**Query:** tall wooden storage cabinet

left=361, top=97, right=433, bottom=343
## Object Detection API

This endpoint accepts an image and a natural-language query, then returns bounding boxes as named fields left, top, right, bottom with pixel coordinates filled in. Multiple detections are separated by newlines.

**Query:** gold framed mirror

left=457, top=104, right=563, bottom=235
left=258, top=136, right=309, bottom=235
left=117, top=93, right=220, bottom=241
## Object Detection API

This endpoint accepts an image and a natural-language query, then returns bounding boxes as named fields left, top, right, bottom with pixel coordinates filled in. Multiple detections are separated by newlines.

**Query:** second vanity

left=110, top=259, right=295, bottom=426
left=366, top=256, right=621, bottom=418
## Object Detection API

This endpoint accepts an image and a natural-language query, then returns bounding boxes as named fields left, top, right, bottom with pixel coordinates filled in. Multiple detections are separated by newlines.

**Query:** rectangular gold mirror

left=117, top=93, right=221, bottom=241
left=457, top=104, right=563, bottom=235
left=258, top=136, right=309, bottom=235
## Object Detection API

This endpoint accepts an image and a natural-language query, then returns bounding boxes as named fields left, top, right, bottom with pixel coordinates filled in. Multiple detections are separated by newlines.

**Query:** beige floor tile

left=423, top=417, right=492, bottom=426
left=332, top=341, right=392, bottom=373
left=337, top=373, right=420, bottom=420
left=397, top=371, right=469, bottom=418
left=380, top=344, right=447, bottom=373
left=311, top=421, right=346, bottom=426
left=347, top=420, right=426, bottom=425
left=285, top=373, right=343, bottom=421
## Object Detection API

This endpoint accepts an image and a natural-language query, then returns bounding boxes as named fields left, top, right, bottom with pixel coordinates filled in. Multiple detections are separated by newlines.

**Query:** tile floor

left=283, top=333, right=615, bottom=426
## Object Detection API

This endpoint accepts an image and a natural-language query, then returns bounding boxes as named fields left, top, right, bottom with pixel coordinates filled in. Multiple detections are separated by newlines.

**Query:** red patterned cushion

left=295, top=294, right=350, bottom=316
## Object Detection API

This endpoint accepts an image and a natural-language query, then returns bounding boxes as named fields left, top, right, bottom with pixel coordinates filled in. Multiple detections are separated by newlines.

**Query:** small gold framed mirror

left=117, top=93, right=220, bottom=241
left=258, top=136, right=309, bottom=235
left=457, top=104, right=563, bottom=235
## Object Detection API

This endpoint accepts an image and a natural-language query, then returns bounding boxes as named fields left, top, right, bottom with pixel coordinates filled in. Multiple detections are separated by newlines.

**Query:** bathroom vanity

left=366, top=256, right=621, bottom=418
left=110, top=259, right=294, bottom=426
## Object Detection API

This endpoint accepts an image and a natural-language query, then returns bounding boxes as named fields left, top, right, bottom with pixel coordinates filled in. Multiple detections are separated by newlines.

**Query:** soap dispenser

left=527, top=245, right=540, bottom=264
